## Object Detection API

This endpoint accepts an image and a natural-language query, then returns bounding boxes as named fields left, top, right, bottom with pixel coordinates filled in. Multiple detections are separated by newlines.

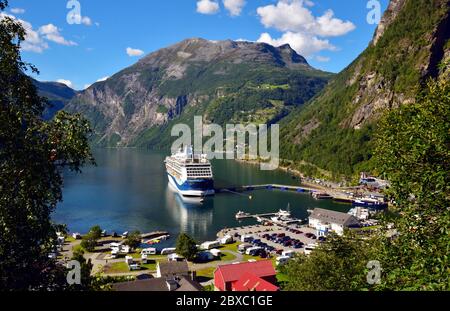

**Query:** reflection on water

left=54, top=149, right=350, bottom=242
left=165, top=182, right=214, bottom=237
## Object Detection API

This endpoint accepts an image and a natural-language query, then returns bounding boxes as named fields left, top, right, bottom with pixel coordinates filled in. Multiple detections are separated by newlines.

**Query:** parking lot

left=220, top=223, right=322, bottom=256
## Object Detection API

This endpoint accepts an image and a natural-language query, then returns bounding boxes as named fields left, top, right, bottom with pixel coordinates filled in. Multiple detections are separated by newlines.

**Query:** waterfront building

left=309, top=208, right=360, bottom=236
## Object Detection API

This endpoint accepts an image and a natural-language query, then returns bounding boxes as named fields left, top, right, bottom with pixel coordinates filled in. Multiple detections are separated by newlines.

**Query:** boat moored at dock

left=165, top=146, right=215, bottom=197
left=352, top=198, right=388, bottom=210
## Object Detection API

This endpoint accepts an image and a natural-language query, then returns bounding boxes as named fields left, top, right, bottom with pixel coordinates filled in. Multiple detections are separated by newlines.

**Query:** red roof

left=233, top=272, right=279, bottom=292
left=215, top=260, right=276, bottom=283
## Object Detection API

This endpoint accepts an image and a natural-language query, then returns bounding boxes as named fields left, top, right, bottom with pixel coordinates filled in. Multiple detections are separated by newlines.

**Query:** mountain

left=32, top=79, right=78, bottom=119
left=280, top=0, right=450, bottom=179
left=65, top=38, right=332, bottom=147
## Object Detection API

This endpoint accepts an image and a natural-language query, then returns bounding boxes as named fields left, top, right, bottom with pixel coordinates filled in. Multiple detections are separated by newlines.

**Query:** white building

left=309, top=208, right=360, bottom=236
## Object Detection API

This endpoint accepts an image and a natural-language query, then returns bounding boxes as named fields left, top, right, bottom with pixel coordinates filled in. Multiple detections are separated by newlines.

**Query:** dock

left=216, top=184, right=315, bottom=193
left=140, top=231, right=169, bottom=239
left=236, top=212, right=278, bottom=220
left=216, top=184, right=355, bottom=204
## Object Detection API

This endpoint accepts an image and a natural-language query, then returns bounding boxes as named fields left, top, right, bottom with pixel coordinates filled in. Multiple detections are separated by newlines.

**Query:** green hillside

left=280, top=0, right=450, bottom=180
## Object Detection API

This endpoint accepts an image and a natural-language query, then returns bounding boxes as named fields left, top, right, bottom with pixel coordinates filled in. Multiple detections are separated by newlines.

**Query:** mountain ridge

left=65, top=38, right=332, bottom=147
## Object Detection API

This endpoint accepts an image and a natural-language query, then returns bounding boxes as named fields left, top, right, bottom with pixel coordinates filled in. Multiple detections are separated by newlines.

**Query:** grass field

left=195, top=267, right=216, bottom=281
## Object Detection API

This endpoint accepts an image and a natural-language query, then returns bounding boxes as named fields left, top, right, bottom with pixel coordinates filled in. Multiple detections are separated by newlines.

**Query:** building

left=232, top=272, right=279, bottom=292
left=309, top=208, right=360, bottom=236
left=112, top=276, right=201, bottom=292
left=156, top=260, right=190, bottom=278
left=214, top=260, right=277, bottom=291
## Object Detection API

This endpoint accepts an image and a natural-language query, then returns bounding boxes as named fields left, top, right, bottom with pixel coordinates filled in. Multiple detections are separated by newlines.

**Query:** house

left=232, top=272, right=279, bottom=292
left=309, top=208, right=360, bottom=236
left=214, top=260, right=277, bottom=291
left=156, top=260, right=190, bottom=278
left=112, top=276, right=202, bottom=292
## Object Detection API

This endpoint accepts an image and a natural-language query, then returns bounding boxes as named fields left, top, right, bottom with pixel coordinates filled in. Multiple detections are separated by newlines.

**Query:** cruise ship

left=165, top=146, right=215, bottom=197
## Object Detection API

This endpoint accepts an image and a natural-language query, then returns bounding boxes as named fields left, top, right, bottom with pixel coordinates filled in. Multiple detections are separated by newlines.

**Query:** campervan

left=160, top=247, right=176, bottom=255
left=246, top=247, right=263, bottom=256
left=276, top=256, right=291, bottom=266
left=201, top=241, right=221, bottom=250
left=141, top=248, right=157, bottom=255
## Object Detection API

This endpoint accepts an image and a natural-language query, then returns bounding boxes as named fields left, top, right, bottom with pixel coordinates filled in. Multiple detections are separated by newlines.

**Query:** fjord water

left=54, top=149, right=349, bottom=243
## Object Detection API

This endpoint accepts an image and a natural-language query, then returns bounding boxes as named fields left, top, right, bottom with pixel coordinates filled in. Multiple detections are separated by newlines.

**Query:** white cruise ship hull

left=167, top=173, right=215, bottom=197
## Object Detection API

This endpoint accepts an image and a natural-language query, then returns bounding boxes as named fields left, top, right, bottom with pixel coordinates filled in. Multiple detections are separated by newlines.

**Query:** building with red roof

left=232, top=272, right=279, bottom=291
left=214, top=260, right=277, bottom=291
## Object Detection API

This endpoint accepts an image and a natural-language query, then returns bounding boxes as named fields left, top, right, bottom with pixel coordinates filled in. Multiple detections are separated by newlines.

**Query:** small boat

left=312, top=192, right=333, bottom=200
left=277, top=209, right=291, bottom=218
left=235, top=211, right=251, bottom=219
left=352, top=198, right=388, bottom=210
left=277, top=203, right=292, bottom=218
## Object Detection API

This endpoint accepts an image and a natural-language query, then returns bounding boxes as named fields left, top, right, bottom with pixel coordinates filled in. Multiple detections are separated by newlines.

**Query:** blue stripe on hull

left=167, top=174, right=214, bottom=196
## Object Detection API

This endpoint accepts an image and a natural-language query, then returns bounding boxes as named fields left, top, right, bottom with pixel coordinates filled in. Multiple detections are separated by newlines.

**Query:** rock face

left=65, top=38, right=331, bottom=147
left=372, top=0, right=407, bottom=46
left=281, top=0, right=450, bottom=176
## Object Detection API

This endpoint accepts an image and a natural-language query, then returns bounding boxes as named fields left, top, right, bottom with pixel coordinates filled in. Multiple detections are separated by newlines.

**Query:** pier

left=216, top=184, right=354, bottom=204
left=140, top=231, right=169, bottom=239
left=236, top=212, right=279, bottom=220
left=216, top=184, right=316, bottom=193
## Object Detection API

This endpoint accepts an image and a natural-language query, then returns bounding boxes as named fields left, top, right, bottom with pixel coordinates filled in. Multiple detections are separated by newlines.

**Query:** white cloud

left=257, top=32, right=335, bottom=58
left=257, top=0, right=355, bottom=37
left=84, top=76, right=110, bottom=89
left=1, top=13, right=78, bottom=52
left=315, top=9, right=356, bottom=37
left=97, top=76, right=109, bottom=82
left=126, top=47, right=144, bottom=57
left=81, top=16, right=92, bottom=26
left=10, top=8, right=25, bottom=14
left=255, top=0, right=355, bottom=59
left=223, top=0, right=246, bottom=16
left=71, top=13, right=95, bottom=26
left=57, top=79, right=73, bottom=88
left=0, top=13, right=48, bottom=53
left=39, top=24, right=77, bottom=46
left=196, top=0, right=220, bottom=15
left=315, top=55, right=330, bottom=62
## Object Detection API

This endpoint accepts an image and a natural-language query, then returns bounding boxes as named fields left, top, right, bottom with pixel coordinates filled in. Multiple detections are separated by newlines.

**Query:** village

left=54, top=175, right=388, bottom=292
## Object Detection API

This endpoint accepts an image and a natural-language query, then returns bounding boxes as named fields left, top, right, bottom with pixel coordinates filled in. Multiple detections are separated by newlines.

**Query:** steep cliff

left=280, top=0, right=450, bottom=178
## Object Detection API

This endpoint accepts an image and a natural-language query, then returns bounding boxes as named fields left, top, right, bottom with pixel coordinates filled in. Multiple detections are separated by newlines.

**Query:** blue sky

left=3, top=0, right=389, bottom=90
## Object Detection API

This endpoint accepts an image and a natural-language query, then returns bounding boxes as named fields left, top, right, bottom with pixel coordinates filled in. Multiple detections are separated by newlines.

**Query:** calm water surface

left=54, top=149, right=349, bottom=244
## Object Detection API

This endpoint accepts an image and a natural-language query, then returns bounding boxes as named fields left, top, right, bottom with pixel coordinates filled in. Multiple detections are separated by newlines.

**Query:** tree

left=373, top=78, right=449, bottom=290
left=88, top=225, right=103, bottom=240
left=0, top=1, right=94, bottom=290
left=281, top=233, right=375, bottom=291
left=80, top=233, right=98, bottom=252
left=124, top=231, right=141, bottom=250
left=80, top=226, right=102, bottom=252
left=70, top=247, right=93, bottom=290
left=175, top=233, right=198, bottom=261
